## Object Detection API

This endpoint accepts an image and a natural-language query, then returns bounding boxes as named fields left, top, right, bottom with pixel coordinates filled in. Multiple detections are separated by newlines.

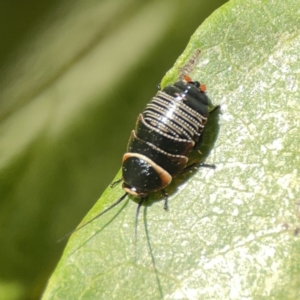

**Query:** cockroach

left=60, top=75, right=218, bottom=241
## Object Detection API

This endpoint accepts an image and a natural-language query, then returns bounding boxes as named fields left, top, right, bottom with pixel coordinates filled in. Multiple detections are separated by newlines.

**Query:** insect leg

left=161, top=189, right=169, bottom=211
left=110, top=178, right=123, bottom=188
left=209, top=105, right=221, bottom=115
left=181, top=162, right=216, bottom=174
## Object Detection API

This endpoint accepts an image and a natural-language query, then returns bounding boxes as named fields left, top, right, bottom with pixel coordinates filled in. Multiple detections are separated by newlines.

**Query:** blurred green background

left=0, top=0, right=227, bottom=299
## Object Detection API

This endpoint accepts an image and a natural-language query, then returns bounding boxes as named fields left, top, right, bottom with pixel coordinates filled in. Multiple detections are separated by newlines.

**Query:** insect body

left=122, top=76, right=209, bottom=201
left=62, top=76, right=214, bottom=240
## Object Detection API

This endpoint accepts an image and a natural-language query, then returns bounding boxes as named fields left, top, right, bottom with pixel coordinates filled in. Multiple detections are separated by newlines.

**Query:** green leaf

left=0, top=1, right=227, bottom=299
left=43, top=0, right=300, bottom=299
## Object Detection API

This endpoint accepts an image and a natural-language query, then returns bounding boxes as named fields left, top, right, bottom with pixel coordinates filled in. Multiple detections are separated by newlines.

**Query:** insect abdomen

left=122, top=78, right=210, bottom=196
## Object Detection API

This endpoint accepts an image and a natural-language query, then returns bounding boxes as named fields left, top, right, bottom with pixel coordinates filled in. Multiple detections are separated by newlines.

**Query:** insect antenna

left=134, top=197, right=145, bottom=260
left=57, top=192, right=128, bottom=243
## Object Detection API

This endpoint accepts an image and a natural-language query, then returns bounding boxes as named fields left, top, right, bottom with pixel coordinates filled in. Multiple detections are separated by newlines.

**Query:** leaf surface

left=43, top=0, right=300, bottom=299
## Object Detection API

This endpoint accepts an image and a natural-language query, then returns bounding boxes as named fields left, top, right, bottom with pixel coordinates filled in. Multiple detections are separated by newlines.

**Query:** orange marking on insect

left=200, top=84, right=206, bottom=92
left=184, top=75, right=192, bottom=83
